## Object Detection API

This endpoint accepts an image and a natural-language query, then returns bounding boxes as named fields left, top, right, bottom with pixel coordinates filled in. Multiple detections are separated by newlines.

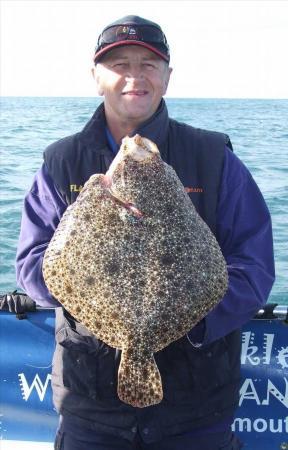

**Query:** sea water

left=0, top=97, right=287, bottom=304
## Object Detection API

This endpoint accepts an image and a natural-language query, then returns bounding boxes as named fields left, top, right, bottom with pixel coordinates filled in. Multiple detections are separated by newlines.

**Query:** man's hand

left=0, top=291, right=36, bottom=314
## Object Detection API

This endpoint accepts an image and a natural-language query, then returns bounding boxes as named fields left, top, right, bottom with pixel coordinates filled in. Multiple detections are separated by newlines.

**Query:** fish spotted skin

left=43, top=135, right=228, bottom=408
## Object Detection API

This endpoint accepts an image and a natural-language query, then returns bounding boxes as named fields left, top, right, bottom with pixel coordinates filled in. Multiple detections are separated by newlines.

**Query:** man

left=16, top=15, right=275, bottom=450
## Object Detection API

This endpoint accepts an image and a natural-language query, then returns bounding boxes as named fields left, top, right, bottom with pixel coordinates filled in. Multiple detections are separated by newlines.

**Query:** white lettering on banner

left=277, top=347, right=288, bottom=369
left=239, top=379, right=261, bottom=405
left=262, top=379, right=288, bottom=407
left=232, top=416, right=288, bottom=433
left=241, top=332, right=274, bottom=365
left=241, top=331, right=288, bottom=369
left=18, top=373, right=51, bottom=402
left=239, top=378, right=288, bottom=408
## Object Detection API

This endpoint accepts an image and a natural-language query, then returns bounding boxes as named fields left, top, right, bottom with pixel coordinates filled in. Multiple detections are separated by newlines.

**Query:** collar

left=133, top=99, right=170, bottom=150
left=79, top=100, right=170, bottom=157
left=105, top=126, right=119, bottom=154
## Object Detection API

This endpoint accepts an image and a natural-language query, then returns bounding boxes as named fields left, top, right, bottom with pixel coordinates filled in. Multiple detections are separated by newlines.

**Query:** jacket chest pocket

left=184, top=337, right=231, bottom=391
left=55, top=325, right=119, bottom=402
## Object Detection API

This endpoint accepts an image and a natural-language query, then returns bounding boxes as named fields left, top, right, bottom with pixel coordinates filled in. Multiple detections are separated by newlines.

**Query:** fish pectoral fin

left=118, top=348, right=163, bottom=408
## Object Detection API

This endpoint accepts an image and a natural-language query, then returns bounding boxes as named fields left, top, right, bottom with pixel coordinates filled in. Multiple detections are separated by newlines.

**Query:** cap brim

left=94, top=40, right=169, bottom=63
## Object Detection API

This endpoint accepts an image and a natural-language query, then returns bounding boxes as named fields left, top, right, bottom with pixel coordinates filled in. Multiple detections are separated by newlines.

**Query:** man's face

left=92, top=46, right=172, bottom=127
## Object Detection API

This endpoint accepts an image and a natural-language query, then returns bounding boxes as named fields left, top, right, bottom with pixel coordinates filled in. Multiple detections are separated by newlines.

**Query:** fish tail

left=118, top=348, right=163, bottom=408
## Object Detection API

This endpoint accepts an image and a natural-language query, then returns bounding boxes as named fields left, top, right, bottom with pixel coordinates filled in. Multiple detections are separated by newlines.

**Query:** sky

left=1, top=0, right=288, bottom=98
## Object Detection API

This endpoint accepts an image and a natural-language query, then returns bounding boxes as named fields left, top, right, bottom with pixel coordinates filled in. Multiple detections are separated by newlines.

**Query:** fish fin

left=118, top=348, right=163, bottom=408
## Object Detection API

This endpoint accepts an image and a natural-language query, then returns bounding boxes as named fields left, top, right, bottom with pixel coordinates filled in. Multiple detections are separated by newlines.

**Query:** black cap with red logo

left=94, top=15, right=170, bottom=64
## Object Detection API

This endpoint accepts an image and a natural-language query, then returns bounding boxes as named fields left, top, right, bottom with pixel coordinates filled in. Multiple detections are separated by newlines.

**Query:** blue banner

left=233, top=317, right=288, bottom=449
left=0, top=310, right=57, bottom=443
left=0, top=309, right=287, bottom=448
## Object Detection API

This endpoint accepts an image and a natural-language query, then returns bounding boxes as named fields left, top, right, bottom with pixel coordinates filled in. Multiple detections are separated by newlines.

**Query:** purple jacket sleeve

left=15, top=164, right=67, bottom=307
left=188, top=147, right=275, bottom=345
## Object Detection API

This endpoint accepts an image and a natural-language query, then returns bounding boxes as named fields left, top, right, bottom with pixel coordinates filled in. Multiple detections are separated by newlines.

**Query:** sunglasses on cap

left=96, top=24, right=169, bottom=53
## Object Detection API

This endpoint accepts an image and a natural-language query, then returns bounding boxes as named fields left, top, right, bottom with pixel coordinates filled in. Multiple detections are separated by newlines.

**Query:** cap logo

left=127, top=27, right=139, bottom=40
left=115, top=26, right=139, bottom=41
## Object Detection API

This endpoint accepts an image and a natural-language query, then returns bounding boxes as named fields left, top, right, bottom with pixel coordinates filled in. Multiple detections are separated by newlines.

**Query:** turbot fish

left=43, top=134, right=228, bottom=408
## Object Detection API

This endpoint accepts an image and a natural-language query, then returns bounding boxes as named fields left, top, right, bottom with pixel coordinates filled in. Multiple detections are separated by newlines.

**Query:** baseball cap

left=94, top=15, right=170, bottom=64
